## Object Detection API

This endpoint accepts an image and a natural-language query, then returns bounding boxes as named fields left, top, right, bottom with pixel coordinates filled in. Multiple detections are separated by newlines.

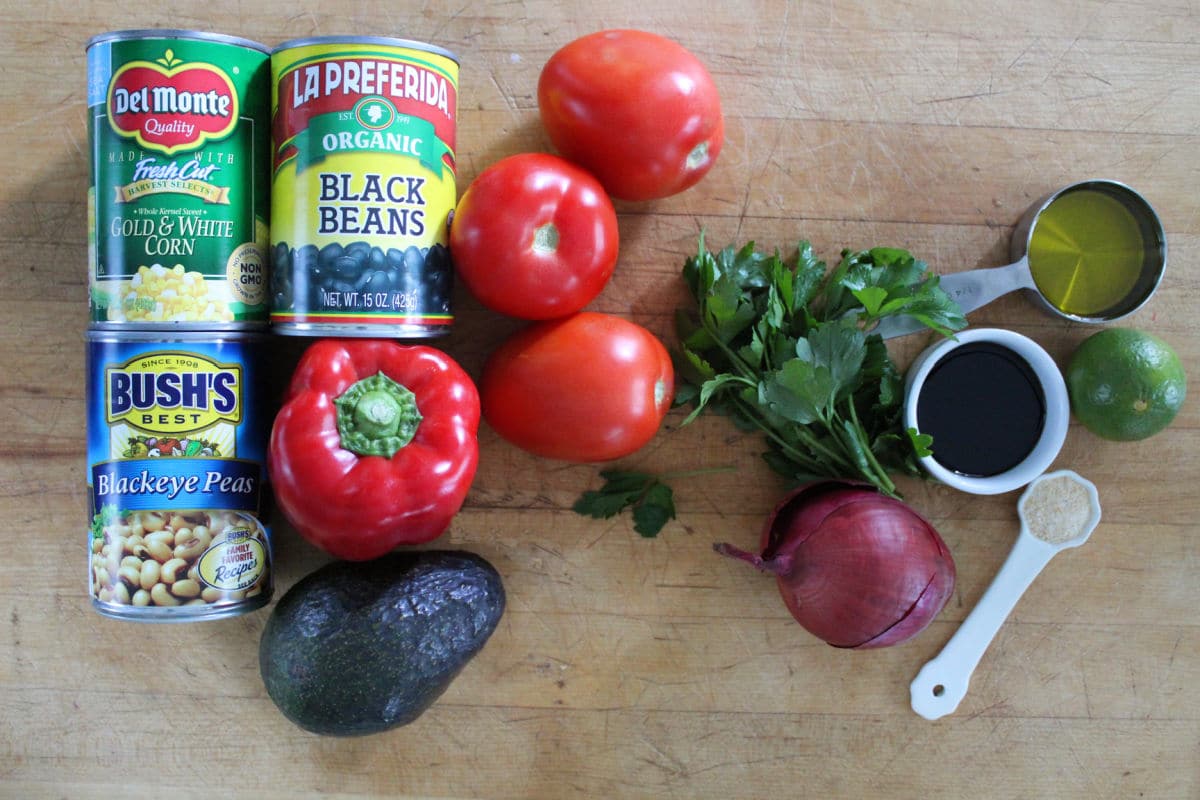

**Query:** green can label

left=88, top=32, right=270, bottom=325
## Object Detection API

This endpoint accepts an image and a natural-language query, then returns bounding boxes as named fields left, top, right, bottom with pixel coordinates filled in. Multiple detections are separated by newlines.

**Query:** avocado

left=259, top=550, right=505, bottom=736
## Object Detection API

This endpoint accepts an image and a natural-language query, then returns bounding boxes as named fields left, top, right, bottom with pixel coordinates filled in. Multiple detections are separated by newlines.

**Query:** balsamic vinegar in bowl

left=915, top=342, right=1046, bottom=477
left=903, top=328, right=1070, bottom=495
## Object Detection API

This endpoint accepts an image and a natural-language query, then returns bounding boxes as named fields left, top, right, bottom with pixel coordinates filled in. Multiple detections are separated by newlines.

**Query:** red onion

left=715, top=481, right=956, bottom=649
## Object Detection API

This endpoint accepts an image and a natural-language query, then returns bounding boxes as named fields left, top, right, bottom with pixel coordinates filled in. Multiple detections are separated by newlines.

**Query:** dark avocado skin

left=259, top=550, right=506, bottom=736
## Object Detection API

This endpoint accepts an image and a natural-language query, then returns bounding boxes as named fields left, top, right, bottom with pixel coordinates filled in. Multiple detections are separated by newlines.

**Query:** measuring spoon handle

left=910, top=532, right=1056, bottom=720
left=872, top=259, right=1036, bottom=340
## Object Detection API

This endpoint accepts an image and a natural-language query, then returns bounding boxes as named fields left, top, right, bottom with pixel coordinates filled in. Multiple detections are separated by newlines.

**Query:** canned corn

left=87, top=30, right=271, bottom=327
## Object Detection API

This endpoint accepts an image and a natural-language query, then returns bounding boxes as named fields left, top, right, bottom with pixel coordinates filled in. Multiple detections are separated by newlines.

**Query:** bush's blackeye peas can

left=87, top=30, right=270, bottom=327
left=269, top=36, right=459, bottom=337
left=86, top=331, right=273, bottom=620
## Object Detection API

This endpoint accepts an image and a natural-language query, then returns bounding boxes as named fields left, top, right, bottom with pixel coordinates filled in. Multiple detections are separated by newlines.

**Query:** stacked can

left=85, top=30, right=274, bottom=620
left=268, top=36, right=460, bottom=337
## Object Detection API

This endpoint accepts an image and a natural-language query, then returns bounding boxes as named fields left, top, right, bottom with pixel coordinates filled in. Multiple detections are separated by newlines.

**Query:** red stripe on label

left=271, top=313, right=453, bottom=325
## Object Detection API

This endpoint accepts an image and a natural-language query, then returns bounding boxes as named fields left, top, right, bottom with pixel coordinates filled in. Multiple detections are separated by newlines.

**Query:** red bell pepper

left=268, top=339, right=480, bottom=561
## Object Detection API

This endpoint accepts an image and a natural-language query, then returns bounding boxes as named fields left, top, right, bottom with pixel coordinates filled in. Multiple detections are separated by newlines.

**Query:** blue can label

left=87, top=334, right=272, bottom=617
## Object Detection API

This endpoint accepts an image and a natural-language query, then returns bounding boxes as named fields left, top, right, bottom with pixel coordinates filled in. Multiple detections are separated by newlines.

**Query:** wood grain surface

left=1, top=2, right=1197, bottom=798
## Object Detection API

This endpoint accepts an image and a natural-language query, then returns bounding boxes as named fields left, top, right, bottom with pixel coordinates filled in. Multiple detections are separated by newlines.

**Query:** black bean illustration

left=273, top=242, right=291, bottom=272
left=270, top=243, right=294, bottom=310
left=275, top=238, right=456, bottom=321
left=295, top=243, right=319, bottom=272
left=368, top=246, right=387, bottom=273
left=354, top=269, right=376, bottom=292
left=289, top=245, right=319, bottom=308
left=402, top=245, right=425, bottom=274
left=362, top=270, right=390, bottom=294
left=345, top=241, right=371, bottom=261
left=332, top=256, right=360, bottom=280
left=317, top=242, right=344, bottom=270
left=423, top=244, right=453, bottom=313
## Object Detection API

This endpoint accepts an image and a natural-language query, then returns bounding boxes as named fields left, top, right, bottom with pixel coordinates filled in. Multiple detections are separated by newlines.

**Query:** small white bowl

left=903, top=328, right=1069, bottom=495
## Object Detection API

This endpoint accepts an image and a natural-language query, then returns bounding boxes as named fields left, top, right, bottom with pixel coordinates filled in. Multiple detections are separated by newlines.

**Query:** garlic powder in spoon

left=1022, top=474, right=1094, bottom=544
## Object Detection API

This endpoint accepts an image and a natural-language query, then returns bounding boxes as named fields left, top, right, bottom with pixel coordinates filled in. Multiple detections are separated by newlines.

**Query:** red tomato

left=538, top=29, right=724, bottom=201
left=450, top=153, right=619, bottom=320
left=481, top=312, right=675, bottom=462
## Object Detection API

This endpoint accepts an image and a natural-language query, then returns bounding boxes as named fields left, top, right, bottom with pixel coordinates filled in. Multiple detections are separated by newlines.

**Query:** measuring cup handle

left=910, top=533, right=1055, bottom=720
left=871, top=259, right=1036, bottom=340
left=939, top=258, right=1035, bottom=317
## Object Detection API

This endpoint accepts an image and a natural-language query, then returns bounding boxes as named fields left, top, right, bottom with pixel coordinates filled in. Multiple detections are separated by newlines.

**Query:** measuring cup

left=873, top=179, right=1166, bottom=339
left=909, top=470, right=1101, bottom=720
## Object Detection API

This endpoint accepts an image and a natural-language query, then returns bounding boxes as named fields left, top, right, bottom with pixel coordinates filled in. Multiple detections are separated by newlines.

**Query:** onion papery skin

left=715, top=481, right=956, bottom=649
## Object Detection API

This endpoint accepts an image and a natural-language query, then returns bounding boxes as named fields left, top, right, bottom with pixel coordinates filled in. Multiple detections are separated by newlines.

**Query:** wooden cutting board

left=1, top=2, right=1197, bottom=798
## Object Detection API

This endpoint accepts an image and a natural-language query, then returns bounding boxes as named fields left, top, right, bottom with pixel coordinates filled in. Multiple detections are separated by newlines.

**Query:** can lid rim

left=86, top=29, right=270, bottom=54
left=271, top=35, right=460, bottom=64
left=85, top=328, right=271, bottom=342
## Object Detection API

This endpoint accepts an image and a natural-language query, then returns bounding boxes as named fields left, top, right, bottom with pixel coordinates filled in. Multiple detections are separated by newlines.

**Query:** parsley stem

left=693, top=375, right=843, bottom=472
left=707, top=354, right=859, bottom=476
left=709, top=328, right=758, bottom=382
left=727, top=393, right=848, bottom=474
left=845, top=400, right=898, bottom=497
left=658, top=466, right=738, bottom=480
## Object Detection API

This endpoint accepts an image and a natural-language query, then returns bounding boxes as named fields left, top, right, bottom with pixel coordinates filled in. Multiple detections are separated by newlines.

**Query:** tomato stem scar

left=533, top=222, right=560, bottom=254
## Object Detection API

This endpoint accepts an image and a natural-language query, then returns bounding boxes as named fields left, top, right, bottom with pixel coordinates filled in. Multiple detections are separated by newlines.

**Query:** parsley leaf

left=572, top=470, right=677, bottom=537
left=572, top=466, right=736, bottom=538
left=632, top=484, right=676, bottom=538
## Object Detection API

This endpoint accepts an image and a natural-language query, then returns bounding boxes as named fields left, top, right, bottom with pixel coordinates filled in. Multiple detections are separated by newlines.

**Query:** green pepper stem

left=334, top=372, right=422, bottom=458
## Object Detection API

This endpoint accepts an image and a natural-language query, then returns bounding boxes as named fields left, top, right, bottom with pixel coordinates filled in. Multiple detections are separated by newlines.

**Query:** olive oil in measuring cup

left=1027, top=186, right=1153, bottom=317
left=870, top=180, right=1166, bottom=340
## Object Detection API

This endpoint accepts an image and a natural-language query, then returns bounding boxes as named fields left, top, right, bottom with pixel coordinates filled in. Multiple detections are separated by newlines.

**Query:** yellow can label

left=270, top=39, right=458, bottom=329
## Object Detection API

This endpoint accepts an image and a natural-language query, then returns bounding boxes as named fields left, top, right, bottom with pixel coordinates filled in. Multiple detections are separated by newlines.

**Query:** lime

left=1066, top=328, right=1187, bottom=441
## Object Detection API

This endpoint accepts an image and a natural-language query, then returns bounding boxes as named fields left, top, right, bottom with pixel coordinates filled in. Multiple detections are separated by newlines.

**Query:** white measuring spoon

left=909, top=470, right=1101, bottom=720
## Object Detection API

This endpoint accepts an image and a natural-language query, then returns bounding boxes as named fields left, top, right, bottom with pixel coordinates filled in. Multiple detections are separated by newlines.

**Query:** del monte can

left=87, top=30, right=270, bottom=327
left=269, top=36, right=459, bottom=337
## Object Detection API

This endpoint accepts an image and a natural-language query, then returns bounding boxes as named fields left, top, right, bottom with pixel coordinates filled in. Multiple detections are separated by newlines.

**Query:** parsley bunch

left=674, top=236, right=966, bottom=498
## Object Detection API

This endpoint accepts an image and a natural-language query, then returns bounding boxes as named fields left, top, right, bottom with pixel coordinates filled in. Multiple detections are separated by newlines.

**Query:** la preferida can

left=87, top=30, right=270, bottom=327
left=269, top=36, right=459, bottom=336
left=86, top=331, right=272, bottom=620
